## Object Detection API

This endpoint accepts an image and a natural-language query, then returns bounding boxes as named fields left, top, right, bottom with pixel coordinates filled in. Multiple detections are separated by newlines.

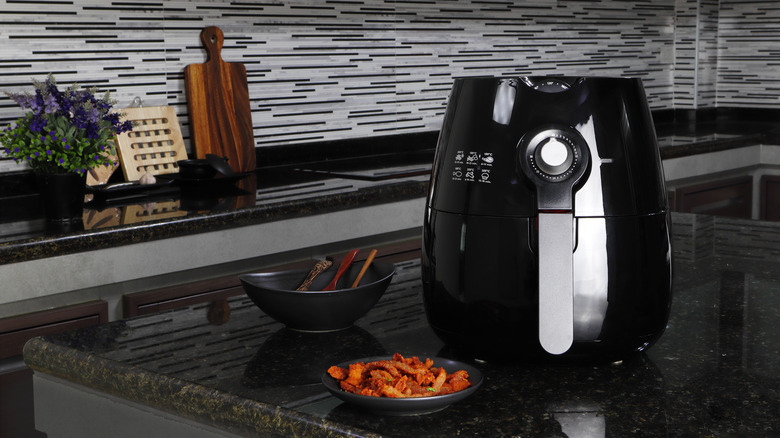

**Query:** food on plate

left=327, top=353, right=472, bottom=398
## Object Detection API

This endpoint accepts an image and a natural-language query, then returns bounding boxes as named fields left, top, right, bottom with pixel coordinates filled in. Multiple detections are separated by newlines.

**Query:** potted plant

left=1, top=74, right=133, bottom=222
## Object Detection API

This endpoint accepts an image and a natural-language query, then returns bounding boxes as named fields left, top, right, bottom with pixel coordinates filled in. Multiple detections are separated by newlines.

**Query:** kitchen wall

left=716, top=0, right=780, bottom=106
left=674, top=0, right=718, bottom=109
left=0, top=0, right=777, bottom=173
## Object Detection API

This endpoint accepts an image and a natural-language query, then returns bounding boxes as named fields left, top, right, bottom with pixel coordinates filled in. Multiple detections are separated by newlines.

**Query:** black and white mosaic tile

left=0, top=0, right=774, bottom=173
left=717, top=0, right=780, bottom=107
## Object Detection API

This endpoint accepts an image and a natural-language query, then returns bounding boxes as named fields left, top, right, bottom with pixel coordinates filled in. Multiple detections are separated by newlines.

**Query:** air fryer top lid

left=428, top=76, right=668, bottom=218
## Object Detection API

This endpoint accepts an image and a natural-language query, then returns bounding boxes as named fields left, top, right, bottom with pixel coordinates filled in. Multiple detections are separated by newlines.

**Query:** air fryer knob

left=517, top=125, right=590, bottom=210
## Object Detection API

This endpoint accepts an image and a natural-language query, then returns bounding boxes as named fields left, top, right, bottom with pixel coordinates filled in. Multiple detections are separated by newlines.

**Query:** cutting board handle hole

left=129, top=141, right=176, bottom=150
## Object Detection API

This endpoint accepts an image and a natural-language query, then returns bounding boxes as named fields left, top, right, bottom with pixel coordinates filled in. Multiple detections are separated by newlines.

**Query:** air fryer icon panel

left=450, top=150, right=494, bottom=184
left=517, top=125, right=591, bottom=211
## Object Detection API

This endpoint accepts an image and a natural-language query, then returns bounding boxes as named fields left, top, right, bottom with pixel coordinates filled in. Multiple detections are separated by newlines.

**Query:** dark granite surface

left=23, top=213, right=780, bottom=437
left=0, top=164, right=431, bottom=265
left=654, top=117, right=780, bottom=159
left=3, top=112, right=780, bottom=266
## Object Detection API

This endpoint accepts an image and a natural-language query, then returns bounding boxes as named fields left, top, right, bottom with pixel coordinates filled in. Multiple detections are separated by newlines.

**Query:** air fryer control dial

left=517, top=125, right=590, bottom=211
left=533, top=135, right=576, bottom=177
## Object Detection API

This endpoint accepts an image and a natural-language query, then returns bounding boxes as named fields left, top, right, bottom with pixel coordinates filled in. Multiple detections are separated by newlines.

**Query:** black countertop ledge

left=3, top=111, right=780, bottom=266
left=0, top=163, right=431, bottom=266
left=22, top=212, right=780, bottom=437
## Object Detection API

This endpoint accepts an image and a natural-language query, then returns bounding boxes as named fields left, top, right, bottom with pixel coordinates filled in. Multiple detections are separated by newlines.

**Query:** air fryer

left=422, top=76, right=672, bottom=362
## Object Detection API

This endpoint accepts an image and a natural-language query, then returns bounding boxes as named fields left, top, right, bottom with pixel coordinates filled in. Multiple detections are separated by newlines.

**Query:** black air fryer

left=422, top=76, right=672, bottom=362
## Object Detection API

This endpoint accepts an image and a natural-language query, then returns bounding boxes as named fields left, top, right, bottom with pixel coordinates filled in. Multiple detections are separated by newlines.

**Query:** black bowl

left=239, top=261, right=395, bottom=332
left=177, top=159, right=217, bottom=179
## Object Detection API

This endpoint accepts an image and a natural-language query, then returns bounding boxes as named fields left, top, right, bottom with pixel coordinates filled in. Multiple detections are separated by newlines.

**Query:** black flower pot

left=36, top=172, right=87, bottom=223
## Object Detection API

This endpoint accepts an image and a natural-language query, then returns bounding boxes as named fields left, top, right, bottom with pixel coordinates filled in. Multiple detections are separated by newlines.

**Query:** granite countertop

left=2, top=115, right=780, bottom=267
left=0, top=156, right=432, bottom=266
left=23, top=213, right=780, bottom=437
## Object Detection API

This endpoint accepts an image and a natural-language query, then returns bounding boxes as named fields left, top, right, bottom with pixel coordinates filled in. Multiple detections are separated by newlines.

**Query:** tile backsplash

left=0, top=0, right=777, bottom=172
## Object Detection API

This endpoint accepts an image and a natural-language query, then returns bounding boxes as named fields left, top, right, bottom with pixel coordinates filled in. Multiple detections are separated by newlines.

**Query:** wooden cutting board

left=184, top=26, right=256, bottom=173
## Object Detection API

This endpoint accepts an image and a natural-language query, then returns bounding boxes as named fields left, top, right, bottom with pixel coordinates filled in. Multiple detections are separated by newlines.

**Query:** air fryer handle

left=537, top=212, right=574, bottom=355
left=517, top=124, right=590, bottom=355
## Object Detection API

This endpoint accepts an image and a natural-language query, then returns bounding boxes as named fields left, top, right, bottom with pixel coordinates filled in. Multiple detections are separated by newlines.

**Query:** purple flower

left=29, top=91, right=44, bottom=114
left=43, top=92, right=59, bottom=114
left=5, top=75, right=134, bottom=172
left=30, top=117, right=46, bottom=132
left=9, top=93, right=35, bottom=110
left=87, top=107, right=100, bottom=124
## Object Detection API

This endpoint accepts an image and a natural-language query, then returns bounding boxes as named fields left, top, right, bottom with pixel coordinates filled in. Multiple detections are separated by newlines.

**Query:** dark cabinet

left=673, top=176, right=753, bottom=219
left=0, top=301, right=108, bottom=360
left=760, top=175, right=780, bottom=221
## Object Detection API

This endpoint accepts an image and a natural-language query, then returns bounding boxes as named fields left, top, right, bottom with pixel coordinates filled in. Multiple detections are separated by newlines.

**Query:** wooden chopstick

left=351, top=249, right=378, bottom=288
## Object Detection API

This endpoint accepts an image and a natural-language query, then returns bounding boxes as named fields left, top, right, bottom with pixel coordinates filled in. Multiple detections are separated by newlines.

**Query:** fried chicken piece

left=327, top=365, right=348, bottom=380
left=369, top=369, right=394, bottom=383
left=447, top=369, right=472, bottom=392
left=379, top=384, right=408, bottom=398
left=339, top=380, right=358, bottom=393
left=345, top=362, right=367, bottom=386
left=390, top=360, right=428, bottom=377
left=366, top=360, right=401, bottom=377
left=431, top=367, right=447, bottom=391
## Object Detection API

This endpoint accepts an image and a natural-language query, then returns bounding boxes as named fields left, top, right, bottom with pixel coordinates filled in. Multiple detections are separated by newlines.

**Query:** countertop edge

left=658, top=132, right=772, bottom=159
left=22, top=336, right=379, bottom=438
left=0, top=178, right=429, bottom=266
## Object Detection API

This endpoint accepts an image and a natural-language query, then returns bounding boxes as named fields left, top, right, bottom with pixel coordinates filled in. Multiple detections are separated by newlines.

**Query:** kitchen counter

left=0, top=154, right=431, bottom=314
left=2, top=115, right=779, bottom=267
left=0, top=163, right=430, bottom=266
left=22, top=212, right=780, bottom=437
left=3, top=113, right=780, bottom=267
left=2, top=114, right=780, bottom=315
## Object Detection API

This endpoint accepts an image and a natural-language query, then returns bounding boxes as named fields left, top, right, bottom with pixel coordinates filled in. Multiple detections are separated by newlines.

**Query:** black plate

left=321, top=356, right=483, bottom=416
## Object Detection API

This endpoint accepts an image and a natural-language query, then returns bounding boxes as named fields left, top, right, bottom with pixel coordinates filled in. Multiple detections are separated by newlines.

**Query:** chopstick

left=351, top=249, right=378, bottom=288
left=296, top=258, right=333, bottom=291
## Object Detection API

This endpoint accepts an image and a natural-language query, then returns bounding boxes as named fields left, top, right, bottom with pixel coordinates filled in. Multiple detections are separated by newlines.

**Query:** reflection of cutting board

left=184, top=26, right=256, bottom=173
left=121, top=201, right=186, bottom=224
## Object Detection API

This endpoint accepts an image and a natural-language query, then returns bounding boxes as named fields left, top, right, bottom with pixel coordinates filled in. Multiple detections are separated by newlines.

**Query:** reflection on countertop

left=0, top=156, right=432, bottom=265
left=23, top=213, right=780, bottom=437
